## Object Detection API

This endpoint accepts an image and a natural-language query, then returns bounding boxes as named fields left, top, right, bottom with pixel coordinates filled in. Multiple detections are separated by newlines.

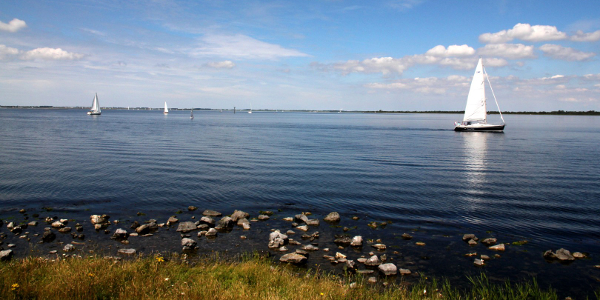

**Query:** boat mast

left=482, top=64, right=505, bottom=124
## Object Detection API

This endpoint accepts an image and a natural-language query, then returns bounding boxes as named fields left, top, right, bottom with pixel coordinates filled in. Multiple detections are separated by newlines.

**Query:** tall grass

left=0, top=253, right=574, bottom=299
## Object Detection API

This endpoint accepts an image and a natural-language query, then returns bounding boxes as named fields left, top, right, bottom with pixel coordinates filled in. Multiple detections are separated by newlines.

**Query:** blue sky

left=1, top=0, right=599, bottom=111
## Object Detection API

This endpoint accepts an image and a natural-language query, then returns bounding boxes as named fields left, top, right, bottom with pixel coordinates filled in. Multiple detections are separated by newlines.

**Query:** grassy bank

left=0, top=253, right=580, bottom=299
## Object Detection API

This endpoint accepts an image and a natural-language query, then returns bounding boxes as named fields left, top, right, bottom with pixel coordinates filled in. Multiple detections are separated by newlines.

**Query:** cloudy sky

left=1, top=0, right=599, bottom=111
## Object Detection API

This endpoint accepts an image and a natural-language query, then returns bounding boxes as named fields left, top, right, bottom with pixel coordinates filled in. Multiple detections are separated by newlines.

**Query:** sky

left=1, top=0, right=599, bottom=111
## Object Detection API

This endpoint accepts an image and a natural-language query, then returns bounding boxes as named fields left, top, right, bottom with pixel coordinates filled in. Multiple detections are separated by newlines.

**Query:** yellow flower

left=11, top=283, right=19, bottom=291
left=88, top=273, right=95, bottom=277
left=156, top=256, right=165, bottom=262
left=320, top=292, right=324, bottom=296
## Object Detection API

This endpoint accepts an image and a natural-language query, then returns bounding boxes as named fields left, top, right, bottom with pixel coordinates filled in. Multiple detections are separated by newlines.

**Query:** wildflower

left=156, top=256, right=165, bottom=263
left=165, top=278, right=170, bottom=281
left=88, top=273, right=95, bottom=277
left=320, top=292, right=324, bottom=296
left=11, top=283, right=19, bottom=291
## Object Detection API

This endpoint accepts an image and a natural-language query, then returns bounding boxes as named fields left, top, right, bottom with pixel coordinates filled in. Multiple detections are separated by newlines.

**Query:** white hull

left=454, top=122, right=505, bottom=131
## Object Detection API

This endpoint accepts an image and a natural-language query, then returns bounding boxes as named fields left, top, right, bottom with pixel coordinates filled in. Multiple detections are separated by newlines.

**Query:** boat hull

left=87, top=111, right=101, bottom=115
left=454, top=124, right=505, bottom=131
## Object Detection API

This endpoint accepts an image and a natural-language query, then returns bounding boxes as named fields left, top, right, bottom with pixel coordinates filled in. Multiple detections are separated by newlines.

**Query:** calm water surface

left=1, top=109, right=600, bottom=295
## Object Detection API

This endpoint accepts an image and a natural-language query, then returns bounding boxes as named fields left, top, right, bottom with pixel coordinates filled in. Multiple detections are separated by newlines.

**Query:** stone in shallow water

left=555, top=248, right=575, bottom=261
left=364, top=255, right=381, bottom=267
left=399, top=268, right=411, bottom=275
left=351, top=236, right=363, bottom=247
left=481, top=238, right=497, bottom=246
left=462, top=234, right=477, bottom=241
left=202, top=210, right=222, bottom=217
left=63, top=244, right=75, bottom=252
left=401, top=233, right=412, bottom=240
left=489, top=244, right=505, bottom=251
left=474, top=258, right=485, bottom=266
left=323, top=212, right=340, bottom=223
left=176, top=222, right=197, bottom=233
left=118, top=249, right=136, bottom=256
left=378, top=263, right=397, bottom=276
left=279, top=253, right=307, bottom=264
left=0, top=250, right=13, bottom=261
left=231, top=210, right=249, bottom=222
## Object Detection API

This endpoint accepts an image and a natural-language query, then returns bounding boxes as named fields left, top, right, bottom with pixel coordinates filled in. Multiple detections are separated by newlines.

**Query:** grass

left=0, top=253, right=579, bottom=300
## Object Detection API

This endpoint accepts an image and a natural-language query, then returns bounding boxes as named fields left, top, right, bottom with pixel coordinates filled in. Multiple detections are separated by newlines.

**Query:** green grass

left=0, top=253, right=579, bottom=300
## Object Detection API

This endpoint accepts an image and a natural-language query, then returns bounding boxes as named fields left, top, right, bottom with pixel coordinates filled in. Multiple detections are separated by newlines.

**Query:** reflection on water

left=462, top=132, right=489, bottom=189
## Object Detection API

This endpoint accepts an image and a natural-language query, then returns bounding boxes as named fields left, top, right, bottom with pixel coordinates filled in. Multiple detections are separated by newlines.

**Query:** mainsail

left=164, top=102, right=169, bottom=114
left=463, top=58, right=487, bottom=123
left=90, top=93, right=101, bottom=114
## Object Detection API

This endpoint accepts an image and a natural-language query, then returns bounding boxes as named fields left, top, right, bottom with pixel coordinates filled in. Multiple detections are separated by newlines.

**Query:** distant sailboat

left=454, top=58, right=505, bottom=131
left=164, top=102, right=169, bottom=114
left=248, top=104, right=252, bottom=114
left=190, top=109, right=194, bottom=119
left=87, top=93, right=101, bottom=115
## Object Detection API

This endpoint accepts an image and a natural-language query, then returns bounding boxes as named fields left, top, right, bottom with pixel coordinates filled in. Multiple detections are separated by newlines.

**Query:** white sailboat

left=248, top=103, right=252, bottom=114
left=454, top=58, right=505, bottom=131
left=190, top=109, right=194, bottom=119
left=87, top=93, right=101, bottom=115
left=163, top=102, right=169, bottom=114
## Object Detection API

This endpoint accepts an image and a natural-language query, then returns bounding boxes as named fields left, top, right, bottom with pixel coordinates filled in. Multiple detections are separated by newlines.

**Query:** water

left=1, top=109, right=600, bottom=296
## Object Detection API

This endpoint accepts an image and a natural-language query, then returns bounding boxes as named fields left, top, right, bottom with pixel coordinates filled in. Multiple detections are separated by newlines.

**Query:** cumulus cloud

left=192, top=34, right=309, bottom=60
left=539, top=44, right=596, bottom=61
left=479, top=23, right=568, bottom=43
left=366, top=75, right=469, bottom=94
left=425, top=45, right=475, bottom=57
left=0, top=44, right=20, bottom=59
left=571, top=30, right=600, bottom=42
left=205, top=60, right=236, bottom=69
left=0, top=18, right=27, bottom=32
left=20, top=47, right=85, bottom=61
left=477, top=43, right=536, bottom=59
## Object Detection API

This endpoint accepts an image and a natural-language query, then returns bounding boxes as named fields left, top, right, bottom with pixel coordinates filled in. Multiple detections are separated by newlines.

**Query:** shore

left=1, top=207, right=598, bottom=298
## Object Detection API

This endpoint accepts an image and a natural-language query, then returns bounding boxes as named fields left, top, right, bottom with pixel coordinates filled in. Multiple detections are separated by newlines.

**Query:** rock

left=112, top=228, right=129, bottom=240
left=63, top=244, right=75, bottom=252
left=295, top=249, right=308, bottom=255
left=118, top=249, right=137, bottom=256
left=345, top=260, right=356, bottom=270
left=8, top=244, right=16, bottom=248
left=294, top=214, right=309, bottom=223
left=215, top=216, right=234, bottom=230
left=181, top=238, right=197, bottom=250
left=60, top=219, right=68, bottom=224
left=237, top=218, right=251, bottom=230
left=335, top=252, right=347, bottom=259
left=474, top=258, right=485, bottom=266
left=357, top=257, right=367, bottom=263
left=324, top=212, right=341, bottom=223
left=282, top=217, right=294, bottom=222
left=188, top=206, right=197, bottom=211
left=372, top=244, right=386, bottom=251
left=202, top=210, right=222, bottom=217
left=462, top=234, right=478, bottom=241
left=268, top=230, right=289, bottom=249
left=278, top=246, right=288, bottom=252
left=302, top=244, right=319, bottom=251
left=176, top=222, right=197, bottom=233
left=205, top=228, right=218, bottom=237
left=90, top=214, right=109, bottom=225
left=296, top=225, right=309, bottom=232
left=199, top=216, right=215, bottom=226
left=399, top=268, right=412, bottom=275
left=51, top=221, right=65, bottom=228
left=136, top=224, right=151, bottom=235
left=197, top=224, right=209, bottom=231
left=573, top=252, right=586, bottom=259
left=378, top=263, right=398, bottom=276
left=42, top=230, right=56, bottom=243
left=7, top=222, right=15, bottom=229
left=481, top=238, right=497, bottom=246
left=334, top=236, right=353, bottom=246
left=367, top=277, right=377, bottom=284
left=58, top=227, right=72, bottom=233
left=543, top=250, right=557, bottom=259
left=364, top=255, right=381, bottom=267
left=230, top=210, right=250, bottom=222
left=556, top=248, right=575, bottom=261
left=0, top=250, right=13, bottom=261
left=489, top=244, right=506, bottom=251
left=286, top=230, right=295, bottom=235
left=167, top=216, right=179, bottom=225
left=258, top=215, right=270, bottom=221
left=305, top=219, right=319, bottom=226
left=280, top=253, right=307, bottom=264
left=10, top=226, right=23, bottom=235
left=28, top=221, right=38, bottom=226
left=401, top=233, right=413, bottom=240
left=415, top=242, right=426, bottom=246
left=351, top=236, right=363, bottom=247
left=465, top=252, right=477, bottom=257
left=480, top=255, right=490, bottom=260
left=468, top=239, right=478, bottom=246
left=94, top=224, right=104, bottom=230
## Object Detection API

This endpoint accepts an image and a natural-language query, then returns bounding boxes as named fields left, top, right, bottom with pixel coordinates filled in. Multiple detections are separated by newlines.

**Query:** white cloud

left=479, top=23, right=568, bottom=43
left=192, top=34, right=309, bottom=60
left=425, top=45, right=475, bottom=57
left=483, top=58, right=509, bottom=67
left=20, top=47, right=85, bottom=61
left=387, top=0, right=426, bottom=11
left=571, top=30, right=600, bottom=42
left=478, top=43, right=536, bottom=59
left=205, top=60, right=236, bottom=69
left=0, top=18, right=27, bottom=32
left=539, top=44, right=596, bottom=61
left=0, top=45, right=20, bottom=59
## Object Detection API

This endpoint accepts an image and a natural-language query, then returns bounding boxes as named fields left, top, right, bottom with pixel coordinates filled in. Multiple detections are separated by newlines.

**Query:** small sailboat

left=190, top=109, right=194, bottom=119
left=163, top=102, right=169, bottom=114
left=454, top=58, right=505, bottom=131
left=87, top=93, right=101, bottom=115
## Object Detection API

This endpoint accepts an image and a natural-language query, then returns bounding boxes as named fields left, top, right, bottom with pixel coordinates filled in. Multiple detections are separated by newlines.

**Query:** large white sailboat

left=454, top=58, right=505, bottom=131
left=87, top=93, right=101, bottom=115
left=163, top=102, right=169, bottom=114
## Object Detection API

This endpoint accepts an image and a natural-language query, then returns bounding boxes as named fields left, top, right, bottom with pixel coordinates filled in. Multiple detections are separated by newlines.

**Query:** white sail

left=88, top=93, right=101, bottom=114
left=164, top=102, right=169, bottom=114
left=190, top=109, right=194, bottom=119
left=463, top=58, right=486, bottom=122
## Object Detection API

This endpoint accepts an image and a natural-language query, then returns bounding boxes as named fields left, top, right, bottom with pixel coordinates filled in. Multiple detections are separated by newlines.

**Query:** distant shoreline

left=1, top=106, right=599, bottom=115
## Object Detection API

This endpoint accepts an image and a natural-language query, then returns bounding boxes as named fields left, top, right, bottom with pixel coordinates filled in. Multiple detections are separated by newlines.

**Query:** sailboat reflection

left=462, top=132, right=489, bottom=189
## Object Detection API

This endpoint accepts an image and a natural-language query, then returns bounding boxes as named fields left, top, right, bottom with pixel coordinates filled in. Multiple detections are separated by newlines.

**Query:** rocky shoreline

left=0, top=207, right=598, bottom=297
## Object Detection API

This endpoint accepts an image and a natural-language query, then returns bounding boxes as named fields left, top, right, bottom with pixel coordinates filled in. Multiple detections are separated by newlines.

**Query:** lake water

left=1, top=109, right=600, bottom=296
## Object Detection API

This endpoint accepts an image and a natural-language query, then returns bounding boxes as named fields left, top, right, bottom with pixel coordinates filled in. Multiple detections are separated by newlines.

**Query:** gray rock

left=117, top=248, right=137, bottom=256
left=372, top=243, right=386, bottom=251
left=215, top=216, right=234, bottom=230
left=268, top=230, right=289, bottom=248
left=364, top=255, right=381, bottom=267
left=230, top=210, right=250, bottom=222
left=188, top=206, right=198, bottom=211
left=351, top=236, right=363, bottom=247
left=573, top=252, right=586, bottom=259
left=205, top=228, right=218, bottom=237
left=8, top=244, right=16, bottom=248
left=367, top=277, right=377, bottom=284
left=202, top=210, right=222, bottom=217
left=556, top=248, right=575, bottom=261
left=0, top=250, right=14, bottom=261
left=90, top=214, right=110, bottom=225
left=401, top=233, right=413, bottom=240
left=51, top=221, right=65, bottom=228
left=112, top=228, right=129, bottom=240
left=167, top=216, right=179, bottom=225
left=323, top=212, right=341, bottom=223
left=489, top=244, right=506, bottom=251
left=302, top=244, right=319, bottom=251
left=258, top=215, right=270, bottom=221
left=279, top=253, right=307, bottom=264
left=378, top=263, right=398, bottom=276
left=237, top=218, right=251, bottom=230
left=181, top=238, right=197, bottom=250
left=63, top=244, right=75, bottom=252
left=136, top=224, right=151, bottom=235
left=296, top=225, right=309, bottom=232
left=468, top=239, right=478, bottom=246
left=481, top=238, right=497, bottom=246
left=58, top=227, right=72, bottom=233
left=345, top=259, right=356, bottom=270
left=480, top=255, right=490, bottom=260
left=28, top=221, right=38, bottom=226
left=462, top=234, right=478, bottom=241
left=334, top=236, right=353, bottom=246
left=42, top=230, right=56, bottom=243
left=474, top=258, right=485, bottom=266
left=197, top=224, right=209, bottom=231
left=294, top=214, right=309, bottom=223
left=176, top=221, right=197, bottom=233
left=199, top=216, right=215, bottom=226
left=399, top=268, right=411, bottom=275
left=305, top=219, right=319, bottom=226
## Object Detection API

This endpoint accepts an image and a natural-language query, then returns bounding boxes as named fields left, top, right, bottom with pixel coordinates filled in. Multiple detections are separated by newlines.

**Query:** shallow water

left=1, top=109, right=600, bottom=297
